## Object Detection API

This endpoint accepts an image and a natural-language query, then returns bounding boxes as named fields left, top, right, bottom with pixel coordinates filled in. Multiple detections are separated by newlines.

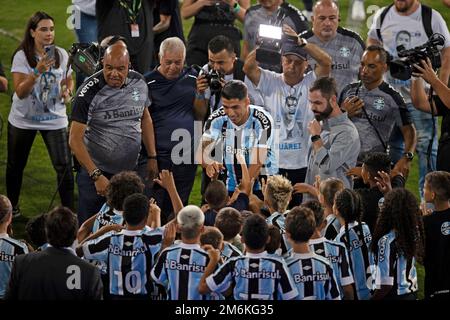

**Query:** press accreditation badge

left=131, top=23, right=140, bottom=38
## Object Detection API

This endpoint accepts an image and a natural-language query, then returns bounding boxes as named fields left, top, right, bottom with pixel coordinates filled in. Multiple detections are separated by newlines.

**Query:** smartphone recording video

left=45, top=45, right=55, bottom=60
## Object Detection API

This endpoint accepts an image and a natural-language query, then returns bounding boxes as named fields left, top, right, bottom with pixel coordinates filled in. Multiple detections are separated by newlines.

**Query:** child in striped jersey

left=371, top=189, right=424, bottom=300
left=0, top=195, right=28, bottom=299
left=302, top=200, right=354, bottom=300
left=199, top=214, right=298, bottom=300
left=265, top=175, right=293, bottom=256
left=77, top=171, right=145, bottom=243
left=201, top=227, right=224, bottom=253
left=334, top=189, right=374, bottom=300
left=214, top=207, right=244, bottom=262
left=78, top=194, right=169, bottom=299
left=285, top=206, right=341, bottom=300
left=151, top=205, right=218, bottom=300
left=319, top=178, right=344, bottom=240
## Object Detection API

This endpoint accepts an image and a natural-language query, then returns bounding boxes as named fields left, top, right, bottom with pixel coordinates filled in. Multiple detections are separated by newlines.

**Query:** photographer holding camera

left=194, top=35, right=247, bottom=121
left=367, top=0, right=450, bottom=197
left=411, top=58, right=450, bottom=172
left=243, top=24, right=331, bottom=207
left=241, top=0, right=309, bottom=72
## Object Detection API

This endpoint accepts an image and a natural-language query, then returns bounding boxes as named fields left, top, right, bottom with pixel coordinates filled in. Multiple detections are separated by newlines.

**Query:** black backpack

left=375, top=4, right=433, bottom=43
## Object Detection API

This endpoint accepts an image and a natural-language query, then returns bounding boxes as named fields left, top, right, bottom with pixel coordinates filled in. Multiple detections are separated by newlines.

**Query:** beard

left=395, top=0, right=413, bottom=13
left=314, top=102, right=333, bottom=121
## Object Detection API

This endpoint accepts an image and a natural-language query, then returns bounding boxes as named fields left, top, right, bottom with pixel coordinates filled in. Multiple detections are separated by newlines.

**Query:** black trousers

left=6, top=122, right=74, bottom=209
left=437, top=132, right=450, bottom=172
left=278, top=167, right=307, bottom=208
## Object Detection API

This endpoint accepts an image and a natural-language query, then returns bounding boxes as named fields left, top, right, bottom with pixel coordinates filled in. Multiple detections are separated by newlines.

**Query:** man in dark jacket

left=6, top=206, right=103, bottom=300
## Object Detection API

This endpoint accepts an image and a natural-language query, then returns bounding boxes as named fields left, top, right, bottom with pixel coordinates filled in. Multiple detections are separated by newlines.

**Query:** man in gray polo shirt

left=69, top=44, right=157, bottom=224
left=301, top=0, right=365, bottom=95
left=339, top=46, right=416, bottom=174
left=306, top=77, right=360, bottom=189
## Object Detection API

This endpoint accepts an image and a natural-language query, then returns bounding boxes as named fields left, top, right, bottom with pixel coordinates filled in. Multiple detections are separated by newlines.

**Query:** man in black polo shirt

left=69, top=44, right=158, bottom=224
left=96, top=0, right=155, bottom=74
left=145, top=37, right=201, bottom=223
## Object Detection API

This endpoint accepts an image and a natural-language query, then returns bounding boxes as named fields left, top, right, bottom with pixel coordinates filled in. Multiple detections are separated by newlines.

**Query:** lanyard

left=119, top=0, right=142, bottom=23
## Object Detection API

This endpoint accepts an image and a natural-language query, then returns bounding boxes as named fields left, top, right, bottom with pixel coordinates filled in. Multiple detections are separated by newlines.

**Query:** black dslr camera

left=201, top=69, right=224, bottom=93
left=390, top=33, right=445, bottom=81
left=68, top=43, right=103, bottom=77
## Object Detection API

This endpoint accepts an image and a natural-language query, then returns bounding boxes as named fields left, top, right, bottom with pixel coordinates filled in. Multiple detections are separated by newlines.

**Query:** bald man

left=69, top=44, right=157, bottom=224
left=301, top=0, right=365, bottom=95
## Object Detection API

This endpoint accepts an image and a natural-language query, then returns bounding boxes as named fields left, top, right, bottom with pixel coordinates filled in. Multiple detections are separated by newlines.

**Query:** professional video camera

left=390, top=33, right=445, bottom=81
left=255, top=24, right=299, bottom=66
left=200, top=68, right=224, bottom=93
left=68, top=42, right=103, bottom=77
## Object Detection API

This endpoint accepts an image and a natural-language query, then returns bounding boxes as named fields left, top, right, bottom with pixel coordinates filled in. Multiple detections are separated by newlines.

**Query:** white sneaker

left=351, top=0, right=366, bottom=21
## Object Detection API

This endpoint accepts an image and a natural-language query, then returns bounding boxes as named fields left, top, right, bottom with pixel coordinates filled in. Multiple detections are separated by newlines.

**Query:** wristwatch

left=403, top=151, right=414, bottom=161
left=311, top=134, right=321, bottom=143
left=298, top=37, right=308, bottom=47
left=89, top=168, right=103, bottom=181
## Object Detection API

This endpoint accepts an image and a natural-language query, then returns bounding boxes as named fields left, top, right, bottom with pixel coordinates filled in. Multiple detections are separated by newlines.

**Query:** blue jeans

left=74, top=11, right=97, bottom=89
left=76, top=167, right=113, bottom=225
left=388, top=103, right=437, bottom=197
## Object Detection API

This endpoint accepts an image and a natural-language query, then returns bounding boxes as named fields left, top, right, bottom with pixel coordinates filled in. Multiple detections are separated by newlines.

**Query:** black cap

left=281, top=42, right=308, bottom=60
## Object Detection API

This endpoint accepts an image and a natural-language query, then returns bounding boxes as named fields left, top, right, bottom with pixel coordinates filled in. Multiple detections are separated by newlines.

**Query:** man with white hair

left=151, top=205, right=217, bottom=300
left=145, top=37, right=202, bottom=224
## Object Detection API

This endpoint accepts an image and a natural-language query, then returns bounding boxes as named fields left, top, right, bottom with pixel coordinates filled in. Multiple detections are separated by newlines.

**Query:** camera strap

left=354, top=82, right=388, bottom=153
left=376, top=4, right=433, bottom=43
left=427, top=86, right=435, bottom=172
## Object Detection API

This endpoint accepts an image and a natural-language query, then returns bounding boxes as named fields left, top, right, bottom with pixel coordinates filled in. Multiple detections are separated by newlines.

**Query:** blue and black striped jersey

left=266, top=212, right=291, bottom=256
left=221, top=242, right=242, bottom=262
left=0, top=234, right=28, bottom=298
left=92, top=203, right=124, bottom=233
left=82, top=226, right=164, bottom=298
left=206, top=251, right=298, bottom=300
left=286, top=252, right=341, bottom=300
left=323, top=214, right=341, bottom=240
left=335, top=222, right=374, bottom=300
left=151, top=242, right=217, bottom=300
left=309, top=237, right=354, bottom=297
left=373, top=230, right=418, bottom=296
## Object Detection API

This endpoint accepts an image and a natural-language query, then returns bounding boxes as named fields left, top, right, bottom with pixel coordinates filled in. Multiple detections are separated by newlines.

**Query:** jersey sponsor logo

left=165, top=259, right=206, bottom=273
left=78, top=77, right=100, bottom=97
left=224, top=145, right=250, bottom=156
left=233, top=267, right=281, bottom=279
left=292, top=272, right=330, bottom=283
left=326, top=254, right=341, bottom=264
left=108, top=244, right=148, bottom=257
left=441, top=222, right=450, bottom=236
left=253, top=109, right=271, bottom=130
left=131, top=88, right=140, bottom=102
left=378, top=236, right=387, bottom=262
left=339, top=47, right=351, bottom=57
left=373, top=97, right=385, bottom=110
left=331, top=62, right=350, bottom=70
left=349, top=233, right=372, bottom=252
left=208, top=108, right=226, bottom=122
left=0, top=251, right=15, bottom=262
left=103, top=106, right=144, bottom=120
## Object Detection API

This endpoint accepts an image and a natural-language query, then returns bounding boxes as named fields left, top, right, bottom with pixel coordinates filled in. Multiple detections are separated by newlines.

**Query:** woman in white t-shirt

left=7, top=11, right=74, bottom=215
